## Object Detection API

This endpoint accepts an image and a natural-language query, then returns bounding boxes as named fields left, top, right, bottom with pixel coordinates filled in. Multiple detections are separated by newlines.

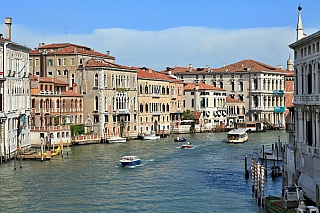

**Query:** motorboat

left=107, top=137, right=127, bottom=143
left=120, top=156, right=141, bottom=167
left=174, top=137, right=187, bottom=142
left=226, top=128, right=248, bottom=143
left=181, top=142, right=193, bottom=149
left=143, top=131, right=160, bottom=140
left=258, top=149, right=282, bottom=161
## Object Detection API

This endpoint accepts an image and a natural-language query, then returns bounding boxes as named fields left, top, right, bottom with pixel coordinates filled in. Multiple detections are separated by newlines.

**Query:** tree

left=70, top=125, right=85, bottom=136
left=183, top=109, right=195, bottom=120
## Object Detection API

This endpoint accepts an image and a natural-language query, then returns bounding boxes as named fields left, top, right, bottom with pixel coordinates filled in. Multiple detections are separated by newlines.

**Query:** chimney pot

left=5, top=17, right=12, bottom=41
left=106, top=50, right=110, bottom=56
left=189, top=64, right=192, bottom=72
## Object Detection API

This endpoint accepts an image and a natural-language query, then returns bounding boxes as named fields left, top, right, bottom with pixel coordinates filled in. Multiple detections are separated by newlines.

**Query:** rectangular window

left=105, top=115, right=108, bottom=123
left=29, top=59, right=32, bottom=67
left=63, top=58, right=67, bottom=66
left=58, top=58, right=62, bottom=66
left=70, top=58, right=75, bottom=66
left=35, top=59, right=39, bottom=66
left=48, top=59, right=53, bottom=66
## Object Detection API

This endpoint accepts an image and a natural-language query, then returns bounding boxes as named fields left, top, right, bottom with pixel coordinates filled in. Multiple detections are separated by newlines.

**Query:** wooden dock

left=17, top=151, right=52, bottom=161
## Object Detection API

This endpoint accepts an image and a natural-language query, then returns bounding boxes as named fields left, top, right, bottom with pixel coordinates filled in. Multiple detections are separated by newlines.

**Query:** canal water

left=0, top=131, right=286, bottom=213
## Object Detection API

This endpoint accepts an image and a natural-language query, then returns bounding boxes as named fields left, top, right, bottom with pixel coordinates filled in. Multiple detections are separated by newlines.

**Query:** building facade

left=77, top=59, right=138, bottom=139
left=30, top=76, right=83, bottom=145
left=286, top=5, right=320, bottom=208
left=164, top=60, right=289, bottom=128
left=0, top=17, right=31, bottom=160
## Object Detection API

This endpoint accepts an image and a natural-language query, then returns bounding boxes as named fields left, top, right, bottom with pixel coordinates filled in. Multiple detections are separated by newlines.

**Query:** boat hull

left=174, top=138, right=187, bottom=142
left=107, top=137, right=127, bottom=143
left=143, top=136, right=160, bottom=140
left=120, top=160, right=141, bottom=167
left=181, top=145, right=193, bottom=149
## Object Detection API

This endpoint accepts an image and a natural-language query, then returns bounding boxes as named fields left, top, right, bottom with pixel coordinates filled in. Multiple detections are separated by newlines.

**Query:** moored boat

left=143, top=131, right=160, bottom=140
left=120, top=156, right=141, bottom=167
left=107, top=137, right=127, bottom=143
left=226, top=128, right=248, bottom=143
left=258, top=149, right=283, bottom=161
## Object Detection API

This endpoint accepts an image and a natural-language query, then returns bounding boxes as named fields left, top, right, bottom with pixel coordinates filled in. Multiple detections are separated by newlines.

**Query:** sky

left=1, top=0, right=320, bottom=71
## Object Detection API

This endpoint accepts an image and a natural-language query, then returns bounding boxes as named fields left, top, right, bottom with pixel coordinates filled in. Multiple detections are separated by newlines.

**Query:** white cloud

left=1, top=24, right=304, bottom=70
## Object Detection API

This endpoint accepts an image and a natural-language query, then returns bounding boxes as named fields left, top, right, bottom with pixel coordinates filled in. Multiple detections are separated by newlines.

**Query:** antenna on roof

left=65, top=26, right=68, bottom=42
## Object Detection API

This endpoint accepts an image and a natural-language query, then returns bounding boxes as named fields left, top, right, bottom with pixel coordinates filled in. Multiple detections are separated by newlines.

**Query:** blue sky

left=1, top=0, right=320, bottom=70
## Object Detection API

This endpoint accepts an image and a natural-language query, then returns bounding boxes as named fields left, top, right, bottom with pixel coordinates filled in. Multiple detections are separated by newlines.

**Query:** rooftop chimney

left=5, top=17, right=12, bottom=41
left=148, top=68, right=152, bottom=73
left=106, top=50, right=110, bottom=56
left=189, top=64, right=192, bottom=72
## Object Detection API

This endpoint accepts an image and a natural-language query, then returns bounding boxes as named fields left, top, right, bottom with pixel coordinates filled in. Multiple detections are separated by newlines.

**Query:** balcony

left=152, top=93, right=160, bottom=98
left=294, top=94, right=320, bottom=105
left=116, top=109, right=130, bottom=115
left=152, top=111, right=161, bottom=115
left=171, top=94, right=177, bottom=99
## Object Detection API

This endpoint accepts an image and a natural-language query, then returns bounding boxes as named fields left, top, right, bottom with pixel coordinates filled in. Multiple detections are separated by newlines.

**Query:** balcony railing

left=171, top=94, right=177, bottom=99
left=152, top=93, right=160, bottom=98
left=152, top=111, right=161, bottom=115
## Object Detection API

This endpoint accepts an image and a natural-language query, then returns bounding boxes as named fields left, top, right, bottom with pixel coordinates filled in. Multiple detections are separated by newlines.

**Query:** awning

left=206, top=111, right=210, bottom=116
left=214, top=112, right=218, bottom=116
left=222, top=111, right=227, bottom=116
left=217, top=111, right=221, bottom=116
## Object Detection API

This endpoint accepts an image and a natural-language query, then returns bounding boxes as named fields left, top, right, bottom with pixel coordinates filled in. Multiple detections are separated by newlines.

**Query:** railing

left=300, top=143, right=320, bottom=157
left=294, top=94, right=320, bottom=105
left=39, top=90, right=61, bottom=95
left=171, top=94, right=177, bottom=99
left=152, top=111, right=161, bottom=115
left=152, top=93, right=160, bottom=98
left=30, top=125, right=70, bottom=131
left=71, top=134, right=100, bottom=142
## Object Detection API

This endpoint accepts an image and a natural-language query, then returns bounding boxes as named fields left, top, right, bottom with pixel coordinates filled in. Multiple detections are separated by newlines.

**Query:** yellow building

left=137, top=67, right=184, bottom=136
left=77, top=59, right=138, bottom=139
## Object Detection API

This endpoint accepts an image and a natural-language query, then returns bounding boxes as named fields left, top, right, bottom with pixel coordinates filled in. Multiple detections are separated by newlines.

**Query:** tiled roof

left=286, top=71, right=294, bottom=77
left=184, top=82, right=225, bottom=91
left=30, top=76, right=68, bottom=85
left=84, top=59, right=132, bottom=70
left=137, top=67, right=184, bottom=83
left=163, top=59, right=289, bottom=74
left=30, top=43, right=115, bottom=59
left=226, top=96, right=244, bottom=103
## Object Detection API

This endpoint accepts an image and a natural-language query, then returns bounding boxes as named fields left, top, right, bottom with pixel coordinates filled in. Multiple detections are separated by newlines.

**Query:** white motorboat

left=143, top=131, right=160, bottom=140
left=120, top=156, right=141, bottom=167
left=227, top=128, right=248, bottom=143
left=107, top=137, right=127, bottom=143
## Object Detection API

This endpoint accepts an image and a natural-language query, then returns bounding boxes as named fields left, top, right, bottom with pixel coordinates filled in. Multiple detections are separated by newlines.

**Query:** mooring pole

left=245, top=155, right=249, bottom=179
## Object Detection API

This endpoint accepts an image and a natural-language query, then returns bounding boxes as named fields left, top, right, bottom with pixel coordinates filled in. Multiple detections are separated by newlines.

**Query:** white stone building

left=286, top=5, right=320, bottom=208
left=184, top=82, right=227, bottom=130
left=0, top=17, right=31, bottom=161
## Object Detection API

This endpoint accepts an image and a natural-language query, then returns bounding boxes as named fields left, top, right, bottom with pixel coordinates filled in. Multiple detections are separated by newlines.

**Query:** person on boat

left=176, top=137, right=180, bottom=141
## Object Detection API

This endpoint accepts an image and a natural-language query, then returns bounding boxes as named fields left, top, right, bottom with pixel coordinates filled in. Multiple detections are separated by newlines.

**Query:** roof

left=184, top=82, right=225, bottom=91
left=137, top=67, right=183, bottom=83
left=84, top=59, right=132, bottom=70
left=226, top=96, right=244, bottom=103
left=30, top=76, right=68, bottom=85
left=30, top=43, right=115, bottom=59
left=162, top=59, right=289, bottom=75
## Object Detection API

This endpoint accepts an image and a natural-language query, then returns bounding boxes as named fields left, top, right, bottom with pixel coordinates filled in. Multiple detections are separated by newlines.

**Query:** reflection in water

left=0, top=131, right=286, bottom=212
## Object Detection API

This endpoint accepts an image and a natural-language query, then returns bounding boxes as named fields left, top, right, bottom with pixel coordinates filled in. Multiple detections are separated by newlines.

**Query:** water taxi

left=226, top=128, right=248, bottom=143
left=174, top=137, right=187, bottom=142
left=107, top=137, right=127, bottom=143
left=120, top=156, right=141, bottom=167
left=143, top=131, right=160, bottom=140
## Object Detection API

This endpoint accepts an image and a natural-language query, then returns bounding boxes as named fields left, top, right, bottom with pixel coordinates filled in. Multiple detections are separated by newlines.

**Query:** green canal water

left=0, top=131, right=286, bottom=212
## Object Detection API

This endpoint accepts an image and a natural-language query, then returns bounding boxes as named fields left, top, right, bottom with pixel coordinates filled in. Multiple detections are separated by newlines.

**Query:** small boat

left=107, top=137, right=127, bottom=143
left=227, top=128, right=248, bottom=143
left=270, top=165, right=282, bottom=177
left=174, top=137, right=187, bottom=142
left=38, top=145, right=61, bottom=157
left=143, top=131, right=160, bottom=140
left=181, top=142, right=193, bottom=149
left=120, top=156, right=141, bottom=167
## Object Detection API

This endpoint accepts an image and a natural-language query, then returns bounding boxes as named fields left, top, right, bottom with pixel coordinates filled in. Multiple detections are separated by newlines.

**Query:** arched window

left=32, top=99, right=36, bottom=108
left=166, top=103, right=169, bottom=112
left=95, top=96, right=99, bottom=111
left=139, top=84, right=143, bottom=94
left=162, top=104, right=165, bottom=112
left=145, top=103, right=148, bottom=112
left=140, top=104, right=143, bottom=113
left=145, top=85, right=148, bottom=94
left=94, top=73, right=99, bottom=87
